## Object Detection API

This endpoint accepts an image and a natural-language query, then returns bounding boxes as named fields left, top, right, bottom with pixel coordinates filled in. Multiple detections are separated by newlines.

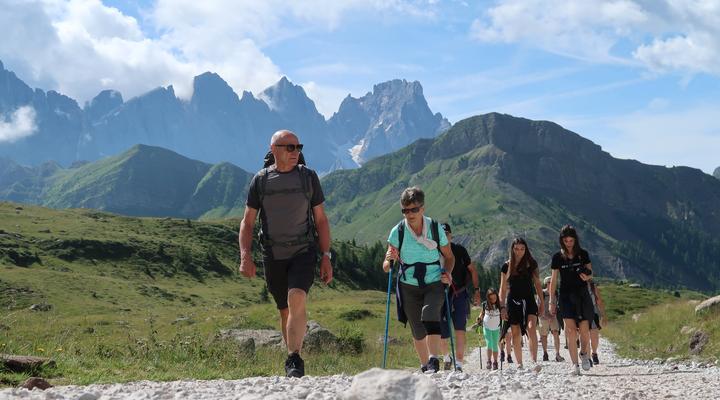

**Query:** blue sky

left=1, top=0, right=718, bottom=173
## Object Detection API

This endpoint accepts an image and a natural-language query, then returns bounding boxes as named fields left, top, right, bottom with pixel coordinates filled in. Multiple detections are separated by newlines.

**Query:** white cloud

left=0, top=106, right=38, bottom=143
left=470, top=0, right=720, bottom=76
left=0, top=0, right=432, bottom=106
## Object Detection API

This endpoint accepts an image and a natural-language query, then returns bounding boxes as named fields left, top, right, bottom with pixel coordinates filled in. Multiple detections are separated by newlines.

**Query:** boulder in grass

left=689, top=330, right=709, bottom=355
left=344, top=368, right=443, bottom=400
left=218, top=329, right=283, bottom=348
left=21, top=377, right=52, bottom=390
left=303, top=320, right=339, bottom=352
left=1, top=355, right=55, bottom=373
left=695, top=295, right=720, bottom=315
left=29, top=303, right=52, bottom=312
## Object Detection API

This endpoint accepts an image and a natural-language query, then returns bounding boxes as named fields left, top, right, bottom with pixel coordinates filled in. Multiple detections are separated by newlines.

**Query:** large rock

left=218, top=329, right=283, bottom=349
left=695, top=295, right=720, bottom=314
left=21, top=377, right=53, bottom=390
left=689, top=330, right=709, bottom=355
left=303, top=320, right=339, bottom=352
left=29, top=303, right=52, bottom=312
left=344, top=368, right=443, bottom=400
left=1, top=355, right=55, bottom=372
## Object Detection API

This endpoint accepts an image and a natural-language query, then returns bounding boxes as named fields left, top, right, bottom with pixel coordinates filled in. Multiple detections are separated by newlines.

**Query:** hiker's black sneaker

left=542, top=352, right=549, bottom=362
left=507, top=355, right=513, bottom=364
left=426, top=356, right=440, bottom=373
left=284, top=352, right=305, bottom=378
left=592, top=353, right=600, bottom=365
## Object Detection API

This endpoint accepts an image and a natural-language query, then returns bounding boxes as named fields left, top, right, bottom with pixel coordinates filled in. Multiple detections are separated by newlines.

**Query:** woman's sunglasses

left=274, top=144, right=304, bottom=152
left=401, top=206, right=422, bottom=214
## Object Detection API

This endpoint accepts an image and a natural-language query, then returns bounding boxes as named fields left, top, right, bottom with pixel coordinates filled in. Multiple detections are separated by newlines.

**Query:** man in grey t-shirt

left=238, top=130, right=333, bottom=378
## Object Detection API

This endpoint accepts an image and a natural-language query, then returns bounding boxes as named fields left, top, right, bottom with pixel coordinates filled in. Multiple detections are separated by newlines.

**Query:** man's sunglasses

left=401, top=205, right=423, bottom=214
left=274, top=144, right=304, bottom=152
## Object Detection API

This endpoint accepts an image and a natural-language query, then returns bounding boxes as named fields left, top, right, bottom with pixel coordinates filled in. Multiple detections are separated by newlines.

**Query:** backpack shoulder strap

left=397, top=220, right=405, bottom=254
left=430, top=219, right=440, bottom=253
left=297, top=164, right=313, bottom=201
left=257, top=167, right=269, bottom=205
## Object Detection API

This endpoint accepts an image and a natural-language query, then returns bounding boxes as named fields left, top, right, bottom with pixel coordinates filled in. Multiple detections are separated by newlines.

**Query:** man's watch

left=322, top=251, right=332, bottom=260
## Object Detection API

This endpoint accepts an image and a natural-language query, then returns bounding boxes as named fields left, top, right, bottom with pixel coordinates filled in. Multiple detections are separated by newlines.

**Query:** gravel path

left=3, top=336, right=719, bottom=399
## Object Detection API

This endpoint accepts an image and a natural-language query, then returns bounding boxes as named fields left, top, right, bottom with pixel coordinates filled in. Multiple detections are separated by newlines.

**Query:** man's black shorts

left=263, top=249, right=316, bottom=309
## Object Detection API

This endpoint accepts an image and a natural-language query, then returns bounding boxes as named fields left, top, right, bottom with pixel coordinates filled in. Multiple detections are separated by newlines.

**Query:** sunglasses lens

left=283, top=144, right=303, bottom=152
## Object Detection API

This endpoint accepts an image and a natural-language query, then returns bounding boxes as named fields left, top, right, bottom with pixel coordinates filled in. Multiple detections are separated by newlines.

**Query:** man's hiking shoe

left=500, top=350, right=505, bottom=362
left=542, top=352, right=549, bottom=362
left=580, top=353, right=591, bottom=371
left=555, top=354, right=565, bottom=362
left=425, top=356, right=440, bottom=373
left=507, top=355, right=513, bottom=364
left=592, top=353, right=600, bottom=365
left=573, top=364, right=581, bottom=375
left=284, top=352, right=305, bottom=378
left=492, top=361, right=498, bottom=370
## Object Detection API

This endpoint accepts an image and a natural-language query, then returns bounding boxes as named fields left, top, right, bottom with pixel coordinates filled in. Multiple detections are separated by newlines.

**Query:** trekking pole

left=479, top=338, right=483, bottom=369
left=443, top=283, right=458, bottom=372
left=382, top=260, right=394, bottom=369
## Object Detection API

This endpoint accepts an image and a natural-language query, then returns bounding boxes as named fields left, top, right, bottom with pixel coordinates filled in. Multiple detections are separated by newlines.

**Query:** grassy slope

left=600, top=284, right=719, bottom=361
left=0, top=202, right=415, bottom=386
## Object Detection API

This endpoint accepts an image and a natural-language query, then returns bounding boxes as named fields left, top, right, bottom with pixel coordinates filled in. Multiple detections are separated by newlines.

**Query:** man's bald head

left=271, top=130, right=298, bottom=145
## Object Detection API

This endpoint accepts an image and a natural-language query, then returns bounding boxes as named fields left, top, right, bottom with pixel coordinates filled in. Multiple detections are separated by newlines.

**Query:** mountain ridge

left=322, top=112, right=720, bottom=291
left=0, top=60, right=448, bottom=173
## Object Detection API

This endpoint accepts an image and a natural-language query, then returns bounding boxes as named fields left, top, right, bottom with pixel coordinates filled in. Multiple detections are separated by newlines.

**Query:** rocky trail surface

left=2, top=336, right=719, bottom=399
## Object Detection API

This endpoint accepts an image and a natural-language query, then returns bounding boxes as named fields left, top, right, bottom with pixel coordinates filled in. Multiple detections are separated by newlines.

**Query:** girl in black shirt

left=549, top=225, right=594, bottom=375
left=499, top=238, right=544, bottom=372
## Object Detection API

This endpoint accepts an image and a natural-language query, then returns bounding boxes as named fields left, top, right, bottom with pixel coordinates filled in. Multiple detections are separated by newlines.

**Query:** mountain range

left=1, top=112, right=719, bottom=290
left=0, top=60, right=448, bottom=173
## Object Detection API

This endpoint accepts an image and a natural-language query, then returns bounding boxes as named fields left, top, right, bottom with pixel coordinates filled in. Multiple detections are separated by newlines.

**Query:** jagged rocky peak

left=714, top=166, right=720, bottom=180
left=259, top=76, right=319, bottom=115
left=85, top=90, right=123, bottom=121
left=372, top=79, right=424, bottom=98
left=191, top=72, right=239, bottom=109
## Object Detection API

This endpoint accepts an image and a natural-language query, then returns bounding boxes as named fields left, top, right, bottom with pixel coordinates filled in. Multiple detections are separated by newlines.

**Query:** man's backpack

left=256, top=151, right=318, bottom=249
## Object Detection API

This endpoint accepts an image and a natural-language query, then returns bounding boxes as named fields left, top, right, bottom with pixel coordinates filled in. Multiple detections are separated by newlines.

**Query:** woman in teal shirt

left=382, top=186, right=455, bottom=373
